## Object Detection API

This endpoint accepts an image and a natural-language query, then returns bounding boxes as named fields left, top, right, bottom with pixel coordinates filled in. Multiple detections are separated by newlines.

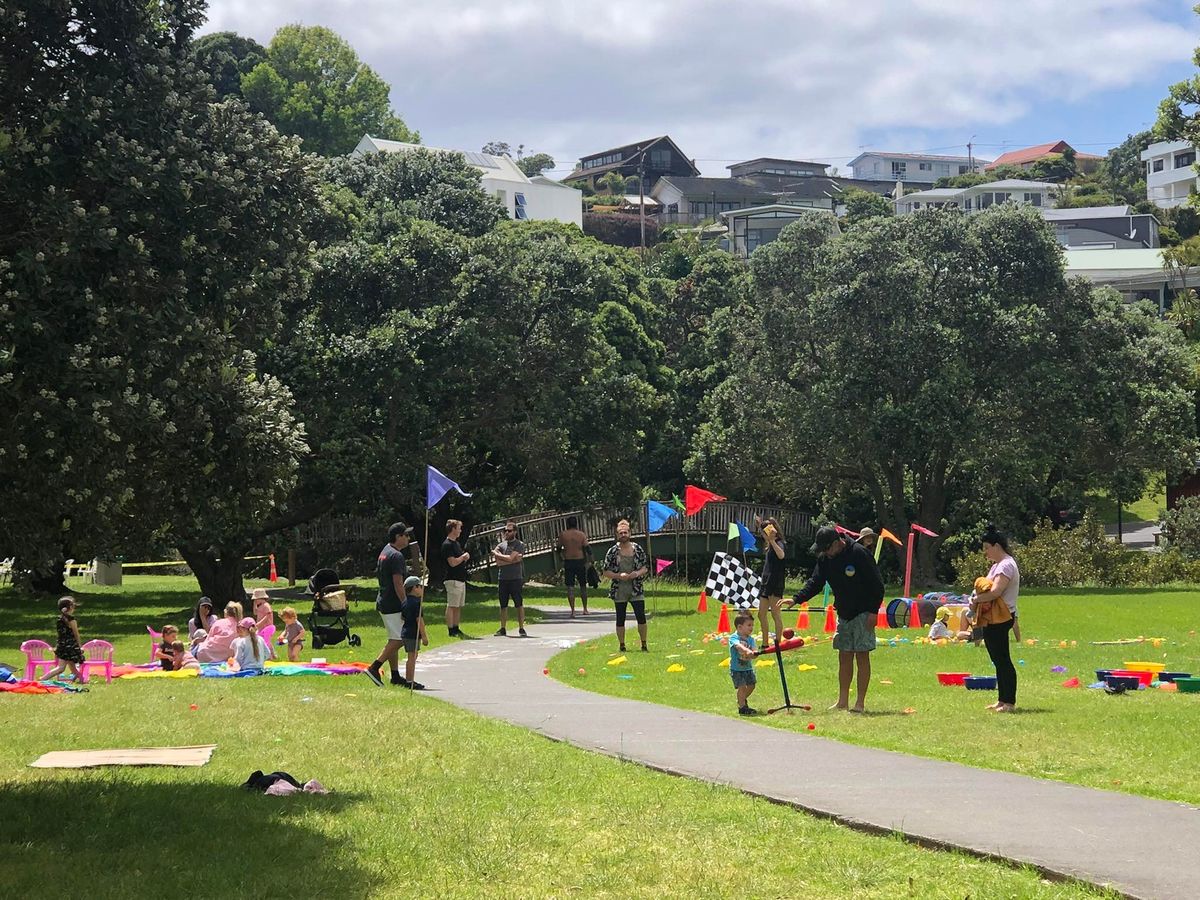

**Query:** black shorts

left=498, top=580, right=524, bottom=608
left=564, top=559, right=588, bottom=587
left=615, top=598, right=646, bottom=627
left=762, top=574, right=786, bottom=599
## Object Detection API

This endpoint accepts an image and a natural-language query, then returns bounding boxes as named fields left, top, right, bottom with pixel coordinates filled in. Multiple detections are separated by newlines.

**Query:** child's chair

left=20, top=640, right=56, bottom=681
left=146, top=625, right=162, bottom=663
left=79, top=640, right=114, bottom=684
left=259, top=624, right=277, bottom=659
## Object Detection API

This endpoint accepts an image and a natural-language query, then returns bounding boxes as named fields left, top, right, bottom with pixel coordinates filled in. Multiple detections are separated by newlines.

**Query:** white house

left=718, top=205, right=839, bottom=258
left=1140, top=139, right=1198, bottom=209
left=352, top=136, right=583, bottom=227
left=895, top=179, right=1058, bottom=214
left=848, top=151, right=990, bottom=184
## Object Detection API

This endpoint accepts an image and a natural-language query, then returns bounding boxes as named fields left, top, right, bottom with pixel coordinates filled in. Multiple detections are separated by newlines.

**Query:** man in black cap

left=366, top=520, right=414, bottom=687
left=788, top=525, right=884, bottom=712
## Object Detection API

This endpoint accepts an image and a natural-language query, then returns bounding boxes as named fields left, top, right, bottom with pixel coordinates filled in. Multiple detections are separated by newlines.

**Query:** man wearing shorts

left=789, top=525, right=883, bottom=712
left=492, top=520, right=527, bottom=637
left=442, top=519, right=470, bottom=638
left=367, top=520, right=413, bottom=687
left=558, top=515, right=590, bottom=617
left=601, top=518, right=650, bottom=652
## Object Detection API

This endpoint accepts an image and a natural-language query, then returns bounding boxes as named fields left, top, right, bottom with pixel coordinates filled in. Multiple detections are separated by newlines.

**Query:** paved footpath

left=419, top=607, right=1200, bottom=900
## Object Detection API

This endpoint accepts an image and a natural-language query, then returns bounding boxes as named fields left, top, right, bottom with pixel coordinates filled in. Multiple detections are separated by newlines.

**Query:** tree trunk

left=179, top=544, right=248, bottom=604
left=29, top=559, right=67, bottom=595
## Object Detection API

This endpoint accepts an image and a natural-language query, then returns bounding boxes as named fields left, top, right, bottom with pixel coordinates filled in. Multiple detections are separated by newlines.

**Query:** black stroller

left=306, top=568, right=361, bottom=649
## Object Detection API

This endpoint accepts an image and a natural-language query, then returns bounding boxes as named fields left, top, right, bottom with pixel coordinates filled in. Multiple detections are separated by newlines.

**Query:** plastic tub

left=937, top=672, right=971, bottom=686
left=1123, top=661, right=1166, bottom=677
left=1175, top=677, right=1200, bottom=694
left=1095, top=669, right=1114, bottom=682
left=1110, top=669, right=1154, bottom=687
left=1157, top=671, right=1193, bottom=683
left=964, top=675, right=997, bottom=690
left=1105, top=674, right=1142, bottom=691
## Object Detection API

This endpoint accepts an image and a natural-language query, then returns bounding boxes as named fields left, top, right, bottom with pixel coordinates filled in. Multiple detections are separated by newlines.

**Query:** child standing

left=399, top=575, right=429, bottom=690
left=729, top=612, right=760, bottom=716
left=43, top=596, right=84, bottom=682
left=156, top=624, right=180, bottom=670
left=279, top=607, right=306, bottom=662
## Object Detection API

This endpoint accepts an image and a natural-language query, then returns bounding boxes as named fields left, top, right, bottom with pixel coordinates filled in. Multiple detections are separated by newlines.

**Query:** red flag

left=684, top=484, right=726, bottom=516
left=833, top=523, right=860, bottom=538
left=911, top=523, right=939, bottom=538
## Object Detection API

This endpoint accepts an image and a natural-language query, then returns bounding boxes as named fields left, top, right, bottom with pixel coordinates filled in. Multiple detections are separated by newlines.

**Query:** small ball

left=783, top=628, right=795, bottom=639
left=578, top=667, right=586, bottom=676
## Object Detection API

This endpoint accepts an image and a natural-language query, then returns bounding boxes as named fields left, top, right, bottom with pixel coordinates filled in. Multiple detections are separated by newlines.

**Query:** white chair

left=63, top=558, right=75, bottom=584
left=0, top=557, right=14, bottom=586
left=80, top=559, right=97, bottom=584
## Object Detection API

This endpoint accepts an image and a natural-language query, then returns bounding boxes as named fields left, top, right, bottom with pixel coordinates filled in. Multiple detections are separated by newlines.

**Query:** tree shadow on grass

left=0, top=776, right=375, bottom=897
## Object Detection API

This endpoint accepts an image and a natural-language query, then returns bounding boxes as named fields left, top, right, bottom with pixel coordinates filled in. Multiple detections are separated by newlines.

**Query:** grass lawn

left=0, top=577, right=1111, bottom=898
left=550, top=583, right=1200, bottom=805
left=1086, top=483, right=1165, bottom=525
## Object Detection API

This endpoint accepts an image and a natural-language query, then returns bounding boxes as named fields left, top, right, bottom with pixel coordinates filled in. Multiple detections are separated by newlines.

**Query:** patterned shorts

left=832, top=611, right=877, bottom=652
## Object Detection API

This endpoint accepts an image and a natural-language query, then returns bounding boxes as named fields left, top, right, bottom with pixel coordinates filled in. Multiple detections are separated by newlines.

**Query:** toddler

left=156, top=624, right=180, bottom=671
left=171, top=641, right=200, bottom=670
left=728, top=612, right=760, bottom=716
left=279, top=607, right=306, bottom=662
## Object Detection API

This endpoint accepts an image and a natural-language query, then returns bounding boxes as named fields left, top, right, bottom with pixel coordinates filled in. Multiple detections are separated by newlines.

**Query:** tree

left=689, top=206, right=1196, bottom=585
left=841, top=188, right=893, bottom=226
left=191, top=31, right=266, bottom=99
left=518, top=153, right=555, bottom=178
left=1156, top=5, right=1200, bottom=147
left=481, top=141, right=512, bottom=157
left=0, top=0, right=319, bottom=594
left=603, top=172, right=626, bottom=195
left=242, top=25, right=418, bottom=156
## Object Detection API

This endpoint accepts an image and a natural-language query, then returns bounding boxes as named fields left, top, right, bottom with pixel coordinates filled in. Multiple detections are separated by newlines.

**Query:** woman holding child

left=972, top=526, right=1020, bottom=713
left=194, top=601, right=242, bottom=663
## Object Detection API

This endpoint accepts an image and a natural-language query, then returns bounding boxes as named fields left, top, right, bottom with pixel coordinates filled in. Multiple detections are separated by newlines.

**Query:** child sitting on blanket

left=230, top=617, right=270, bottom=674
left=189, top=628, right=207, bottom=655
left=170, top=641, right=200, bottom=671
left=156, top=624, right=180, bottom=671
left=278, top=607, right=306, bottom=662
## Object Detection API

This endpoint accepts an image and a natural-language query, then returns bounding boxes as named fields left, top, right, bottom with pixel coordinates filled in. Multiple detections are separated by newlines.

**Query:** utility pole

left=639, top=150, right=646, bottom=257
left=967, top=135, right=975, bottom=173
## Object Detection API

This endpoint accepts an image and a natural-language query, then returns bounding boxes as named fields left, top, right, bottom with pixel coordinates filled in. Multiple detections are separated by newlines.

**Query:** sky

left=200, top=0, right=1200, bottom=177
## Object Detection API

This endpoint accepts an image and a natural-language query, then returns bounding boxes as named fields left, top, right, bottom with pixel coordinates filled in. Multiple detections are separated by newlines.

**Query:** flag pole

left=647, top=502, right=656, bottom=615
left=903, top=528, right=915, bottom=598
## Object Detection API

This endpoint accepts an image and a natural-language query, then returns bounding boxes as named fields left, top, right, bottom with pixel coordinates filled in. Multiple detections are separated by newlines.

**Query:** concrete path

left=1105, top=519, right=1160, bottom=551
left=419, top=608, right=1200, bottom=900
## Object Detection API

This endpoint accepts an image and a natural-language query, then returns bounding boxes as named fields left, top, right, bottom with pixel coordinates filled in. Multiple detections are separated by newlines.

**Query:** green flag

left=671, top=493, right=685, bottom=512
left=727, top=521, right=739, bottom=540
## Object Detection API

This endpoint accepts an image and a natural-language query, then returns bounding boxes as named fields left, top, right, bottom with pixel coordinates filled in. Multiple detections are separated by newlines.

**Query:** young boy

left=729, top=612, right=761, bottom=716
left=399, top=575, right=430, bottom=690
left=278, top=607, right=306, bottom=662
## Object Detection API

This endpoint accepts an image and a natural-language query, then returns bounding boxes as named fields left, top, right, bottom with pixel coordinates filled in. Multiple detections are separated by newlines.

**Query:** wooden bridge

left=463, top=502, right=815, bottom=581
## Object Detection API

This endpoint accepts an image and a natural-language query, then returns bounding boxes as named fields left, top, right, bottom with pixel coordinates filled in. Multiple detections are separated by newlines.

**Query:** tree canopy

left=191, top=31, right=266, bottom=99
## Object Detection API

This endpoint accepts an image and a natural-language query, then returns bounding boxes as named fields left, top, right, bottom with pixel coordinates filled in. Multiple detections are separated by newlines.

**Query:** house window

left=919, top=162, right=932, bottom=171
left=717, top=201, right=738, bottom=211
left=1175, top=151, right=1196, bottom=169
left=978, top=193, right=993, bottom=208
left=993, top=192, right=1010, bottom=204
left=892, top=161, right=907, bottom=178
left=959, top=165, right=969, bottom=174
left=689, top=200, right=712, bottom=216
left=514, top=192, right=528, bottom=220
left=963, top=197, right=972, bottom=210
left=495, top=189, right=508, bottom=208
left=1153, top=159, right=1165, bottom=173
left=650, top=149, right=670, bottom=168
left=1024, top=192, right=1042, bottom=207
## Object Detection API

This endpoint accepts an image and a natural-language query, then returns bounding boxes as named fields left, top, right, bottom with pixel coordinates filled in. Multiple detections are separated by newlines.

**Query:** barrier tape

left=96, top=556, right=269, bottom=570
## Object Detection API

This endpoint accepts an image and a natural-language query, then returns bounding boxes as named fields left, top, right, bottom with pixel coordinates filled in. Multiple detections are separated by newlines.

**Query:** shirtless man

left=558, top=515, right=591, bottom=617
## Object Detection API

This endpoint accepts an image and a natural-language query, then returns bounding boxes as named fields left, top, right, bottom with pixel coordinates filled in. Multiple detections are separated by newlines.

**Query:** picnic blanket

left=110, top=661, right=369, bottom=680
left=0, top=680, right=85, bottom=695
left=30, top=745, right=217, bottom=768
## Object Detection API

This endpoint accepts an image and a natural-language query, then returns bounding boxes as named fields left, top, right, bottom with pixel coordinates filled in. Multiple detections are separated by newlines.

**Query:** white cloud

left=200, top=0, right=1197, bottom=174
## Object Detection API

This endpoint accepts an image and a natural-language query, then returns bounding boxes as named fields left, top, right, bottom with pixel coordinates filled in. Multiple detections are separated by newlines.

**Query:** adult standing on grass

left=787, top=525, right=883, bottom=712
left=754, top=515, right=787, bottom=647
left=366, top=520, right=414, bottom=687
left=493, top=520, right=527, bottom=637
left=442, top=519, right=470, bottom=638
left=973, top=526, right=1020, bottom=713
left=558, top=515, right=591, bottom=617
left=601, top=518, right=650, bottom=652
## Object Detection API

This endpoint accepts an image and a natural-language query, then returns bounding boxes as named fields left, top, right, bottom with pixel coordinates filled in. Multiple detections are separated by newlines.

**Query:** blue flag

left=736, top=521, right=759, bottom=553
left=427, top=465, right=472, bottom=509
left=647, top=499, right=678, bottom=532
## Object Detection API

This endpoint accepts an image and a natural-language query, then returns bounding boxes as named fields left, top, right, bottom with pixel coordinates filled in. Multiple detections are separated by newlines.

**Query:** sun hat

left=251, top=588, right=270, bottom=600
left=935, top=606, right=950, bottom=622
left=858, top=526, right=876, bottom=541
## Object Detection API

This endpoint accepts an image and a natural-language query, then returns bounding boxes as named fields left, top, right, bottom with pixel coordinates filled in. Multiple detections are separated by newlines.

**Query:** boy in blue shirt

left=729, top=611, right=761, bottom=716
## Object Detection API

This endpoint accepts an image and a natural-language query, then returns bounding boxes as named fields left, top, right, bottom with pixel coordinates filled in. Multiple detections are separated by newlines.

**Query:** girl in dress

left=42, top=596, right=85, bottom=682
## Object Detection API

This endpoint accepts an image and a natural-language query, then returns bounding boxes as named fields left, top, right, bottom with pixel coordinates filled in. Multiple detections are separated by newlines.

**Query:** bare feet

left=849, top=705, right=865, bottom=713
left=829, top=702, right=849, bottom=710
left=995, top=703, right=1016, bottom=713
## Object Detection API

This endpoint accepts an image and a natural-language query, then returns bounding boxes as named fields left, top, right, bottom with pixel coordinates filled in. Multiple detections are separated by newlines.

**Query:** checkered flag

left=705, top=552, right=762, bottom=609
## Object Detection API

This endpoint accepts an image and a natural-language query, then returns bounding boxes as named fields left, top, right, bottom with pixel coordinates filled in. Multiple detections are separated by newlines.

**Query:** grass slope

left=0, top=578, right=1111, bottom=898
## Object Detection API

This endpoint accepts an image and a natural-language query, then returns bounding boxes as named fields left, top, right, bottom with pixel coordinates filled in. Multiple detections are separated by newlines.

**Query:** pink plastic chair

left=79, top=640, right=114, bottom=684
left=20, top=640, right=55, bottom=681
left=146, top=625, right=162, bottom=663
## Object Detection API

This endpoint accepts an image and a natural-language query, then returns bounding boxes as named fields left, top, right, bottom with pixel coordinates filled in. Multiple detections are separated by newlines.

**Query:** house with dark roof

left=564, top=136, right=699, bottom=190
left=726, top=157, right=829, bottom=178
left=985, top=140, right=1103, bottom=173
left=848, top=151, right=988, bottom=185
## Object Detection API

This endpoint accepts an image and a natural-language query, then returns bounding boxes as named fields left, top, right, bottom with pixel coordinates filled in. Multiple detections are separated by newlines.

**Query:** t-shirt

left=729, top=632, right=757, bottom=672
left=761, top=539, right=786, bottom=588
left=497, top=539, right=526, bottom=582
left=232, top=635, right=269, bottom=672
left=442, top=538, right=467, bottom=583
left=195, top=617, right=237, bottom=663
left=283, top=621, right=305, bottom=645
left=987, top=556, right=1020, bottom=615
left=159, top=640, right=174, bottom=671
left=400, top=593, right=423, bottom=640
left=929, top=621, right=952, bottom=640
left=794, top=538, right=884, bottom=620
left=254, top=601, right=274, bottom=630
left=376, top=543, right=408, bottom=614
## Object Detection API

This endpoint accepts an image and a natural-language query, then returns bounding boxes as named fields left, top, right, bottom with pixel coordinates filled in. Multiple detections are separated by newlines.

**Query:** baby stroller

left=306, top=568, right=361, bottom=649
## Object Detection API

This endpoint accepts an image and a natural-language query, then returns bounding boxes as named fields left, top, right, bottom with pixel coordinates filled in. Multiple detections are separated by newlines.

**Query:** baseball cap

left=239, top=617, right=256, bottom=629
left=404, top=575, right=423, bottom=590
left=809, top=525, right=839, bottom=554
left=388, top=521, right=414, bottom=541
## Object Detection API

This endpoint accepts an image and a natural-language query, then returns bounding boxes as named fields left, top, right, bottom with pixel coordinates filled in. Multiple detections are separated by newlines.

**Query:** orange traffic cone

left=268, top=553, right=278, bottom=583
left=909, top=599, right=922, bottom=629
left=716, top=603, right=731, bottom=633
left=796, top=601, right=809, bottom=630
left=823, top=604, right=837, bottom=633
left=877, top=605, right=889, bottom=629
left=697, top=589, right=708, bottom=613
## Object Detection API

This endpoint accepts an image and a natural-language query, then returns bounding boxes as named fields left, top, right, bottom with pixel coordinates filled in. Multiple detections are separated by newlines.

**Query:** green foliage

left=933, top=164, right=1027, bottom=188
left=518, top=153, right=555, bottom=177
left=602, top=171, right=626, bottom=195
left=582, top=211, right=660, bottom=248
left=841, top=188, right=893, bottom=226
left=1161, top=495, right=1200, bottom=558
left=190, top=31, right=266, bottom=99
left=242, top=25, right=417, bottom=156
left=0, top=0, right=318, bottom=589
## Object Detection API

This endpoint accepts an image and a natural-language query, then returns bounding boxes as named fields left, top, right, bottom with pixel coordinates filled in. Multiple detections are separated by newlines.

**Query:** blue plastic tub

left=1105, top=674, right=1141, bottom=691
left=964, top=675, right=997, bottom=690
left=1158, top=671, right=1193, bottom=683
left=1095, top=669, right=1114, bottom=682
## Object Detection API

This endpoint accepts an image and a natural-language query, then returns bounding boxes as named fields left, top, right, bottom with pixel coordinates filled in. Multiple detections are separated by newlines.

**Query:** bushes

left=953, top=513, right=1200, bottom=589
left=1161, top=495, right=1200, bottom=558
left=583, top=211, right=660, bottom=248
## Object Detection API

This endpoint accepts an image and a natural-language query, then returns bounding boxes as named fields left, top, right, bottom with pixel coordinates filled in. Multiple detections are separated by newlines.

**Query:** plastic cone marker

left=823, top=604, right=837, bottom=633
left=697, top=589, right=708, bottom=613
left=716, top=603, right=731, bottom=633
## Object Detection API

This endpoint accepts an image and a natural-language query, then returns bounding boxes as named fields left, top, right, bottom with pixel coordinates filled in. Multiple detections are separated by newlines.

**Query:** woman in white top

left=973, top=526, right=1020, bottom=712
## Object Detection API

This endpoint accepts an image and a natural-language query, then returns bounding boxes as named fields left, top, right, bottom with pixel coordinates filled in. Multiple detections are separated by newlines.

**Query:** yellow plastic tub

left=1123, top=661, right=1166, bottom=677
